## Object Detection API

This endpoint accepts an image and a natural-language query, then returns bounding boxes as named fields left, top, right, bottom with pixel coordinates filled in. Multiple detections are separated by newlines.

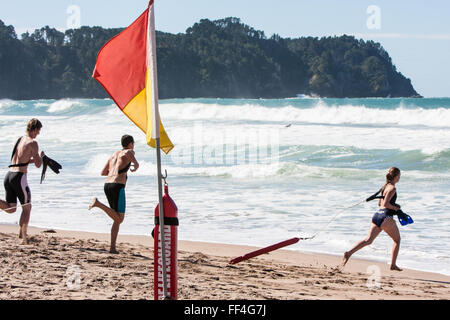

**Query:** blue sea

left=0, top=97, right=449, bottom=275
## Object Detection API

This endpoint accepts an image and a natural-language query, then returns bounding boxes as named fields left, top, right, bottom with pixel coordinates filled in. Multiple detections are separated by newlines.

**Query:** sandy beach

left=0, top=224, right=448, bottom=300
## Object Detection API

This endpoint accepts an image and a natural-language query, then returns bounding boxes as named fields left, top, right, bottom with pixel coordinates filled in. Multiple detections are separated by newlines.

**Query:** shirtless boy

left=0, top=119, right=44, bottom=244
left=89, top=135, right=139, bottom=253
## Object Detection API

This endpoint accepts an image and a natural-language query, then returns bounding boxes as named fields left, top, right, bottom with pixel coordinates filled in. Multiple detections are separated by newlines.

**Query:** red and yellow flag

left=92, top=0, right=174, bottom=154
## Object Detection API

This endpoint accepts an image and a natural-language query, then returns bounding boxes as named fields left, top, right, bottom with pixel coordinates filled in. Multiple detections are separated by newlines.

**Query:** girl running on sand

left=342, top=167, right=403, bottom=271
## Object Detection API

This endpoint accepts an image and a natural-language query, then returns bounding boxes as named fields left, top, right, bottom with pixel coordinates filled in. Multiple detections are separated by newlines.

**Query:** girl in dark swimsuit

left=342, top=167, right=403, bottom=271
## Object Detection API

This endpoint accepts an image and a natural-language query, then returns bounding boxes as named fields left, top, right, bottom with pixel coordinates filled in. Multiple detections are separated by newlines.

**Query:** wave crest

left=160, top=100, right=450, bottom=128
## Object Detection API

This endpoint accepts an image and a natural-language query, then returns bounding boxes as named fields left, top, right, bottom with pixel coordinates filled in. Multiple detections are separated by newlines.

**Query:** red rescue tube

left=229, top=237, right=300, bottom=264
left=154, top=184, right=178, bottom=300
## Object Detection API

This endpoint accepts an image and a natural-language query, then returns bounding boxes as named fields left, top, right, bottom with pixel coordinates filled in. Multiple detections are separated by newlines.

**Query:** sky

left=1, top=0, right=449, bottom=97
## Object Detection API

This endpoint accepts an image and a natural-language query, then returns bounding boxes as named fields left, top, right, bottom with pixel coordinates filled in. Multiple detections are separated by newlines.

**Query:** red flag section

left=93, top=0, right=174, bottom=154
left=93, top=9, right=148, bottom=111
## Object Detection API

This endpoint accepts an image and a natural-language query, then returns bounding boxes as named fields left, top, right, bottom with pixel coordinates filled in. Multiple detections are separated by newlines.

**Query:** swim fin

left=397, top=210, right=413, bottom=226
left=397, top=215, right=408, bottom=226
left=40, top=161, right=47, bottom=184
left=40, top=155, right=62, bottom=184
left=405, top=214, right=414, bottom=225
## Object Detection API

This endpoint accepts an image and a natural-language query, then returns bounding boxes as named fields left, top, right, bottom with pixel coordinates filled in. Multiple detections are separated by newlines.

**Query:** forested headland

left=0, top=17, right=419, bottom=100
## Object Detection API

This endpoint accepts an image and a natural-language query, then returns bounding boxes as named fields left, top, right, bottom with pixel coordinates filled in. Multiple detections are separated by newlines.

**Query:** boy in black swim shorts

left=89, top=135, right=139, bottom=253
left=0, top=119, right=43, bottom=244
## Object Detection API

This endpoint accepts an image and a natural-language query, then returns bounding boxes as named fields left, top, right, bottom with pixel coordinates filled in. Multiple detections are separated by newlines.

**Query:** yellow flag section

left=92, top=0, right=174, bottom=154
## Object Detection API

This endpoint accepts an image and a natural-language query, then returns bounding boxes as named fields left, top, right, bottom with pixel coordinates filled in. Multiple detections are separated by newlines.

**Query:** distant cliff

left=0, top=18, right=419, bottom=100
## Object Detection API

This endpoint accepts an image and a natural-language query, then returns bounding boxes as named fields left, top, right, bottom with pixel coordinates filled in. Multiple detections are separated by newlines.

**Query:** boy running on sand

left=89, top=135, right=139, bottom=253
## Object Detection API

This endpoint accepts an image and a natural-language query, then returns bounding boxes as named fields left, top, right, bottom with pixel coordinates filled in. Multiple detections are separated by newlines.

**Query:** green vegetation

left=0, top=18, right=419, bottom=100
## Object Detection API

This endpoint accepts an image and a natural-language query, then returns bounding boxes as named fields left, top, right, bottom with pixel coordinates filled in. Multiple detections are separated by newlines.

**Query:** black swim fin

left=40, top=161, right=48, bottom=184
left=40, top=155, right=62, bottom=184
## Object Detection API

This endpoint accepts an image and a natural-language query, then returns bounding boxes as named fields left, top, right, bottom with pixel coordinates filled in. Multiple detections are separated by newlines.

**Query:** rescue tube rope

left=230, top=199, right=368, bottom=264
left=298, top=200, right=366, bottom=240
left=2, top=202, right=32, bottom=212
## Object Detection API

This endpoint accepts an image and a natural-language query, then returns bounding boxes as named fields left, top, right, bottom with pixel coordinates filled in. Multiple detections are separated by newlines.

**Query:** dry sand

left=0, top=224, right=448, bottom=300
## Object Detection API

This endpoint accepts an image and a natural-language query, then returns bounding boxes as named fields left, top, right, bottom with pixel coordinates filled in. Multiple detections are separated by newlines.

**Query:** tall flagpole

left=148, top=0, right=169, bottom=299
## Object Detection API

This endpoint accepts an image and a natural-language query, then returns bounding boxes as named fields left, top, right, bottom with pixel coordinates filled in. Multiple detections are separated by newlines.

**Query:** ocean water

left=0, top=97, right=449, bottom=276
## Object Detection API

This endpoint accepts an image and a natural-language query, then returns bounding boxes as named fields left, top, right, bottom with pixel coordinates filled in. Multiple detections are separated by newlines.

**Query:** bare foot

left=390, top=265, right=403, bottom=271
left=331, top=266, right=342, bottom=273
left=89, top=197, right=98, bottom=211
left=341, top=252, right=350, bottom=267
left=21, top=238, right=28, bottom=245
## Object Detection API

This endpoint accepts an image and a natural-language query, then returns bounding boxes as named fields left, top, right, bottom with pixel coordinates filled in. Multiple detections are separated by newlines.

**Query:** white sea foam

left=0, top=99, right=16, bottom=109
left=34, top=102, right=51, bottom=108
left=0, top=99, right=25, bottom=111
left=47, top=99, right=85, bottom=113
left=80, top=156, right=450, bottom=181
left=81, top=153, right=111, bottom=175
left=160, top=101, right=450, bottom=128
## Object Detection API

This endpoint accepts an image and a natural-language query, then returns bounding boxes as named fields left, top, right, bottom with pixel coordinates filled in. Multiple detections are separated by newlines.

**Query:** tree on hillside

left=0, top=18, right=419, bottom=100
